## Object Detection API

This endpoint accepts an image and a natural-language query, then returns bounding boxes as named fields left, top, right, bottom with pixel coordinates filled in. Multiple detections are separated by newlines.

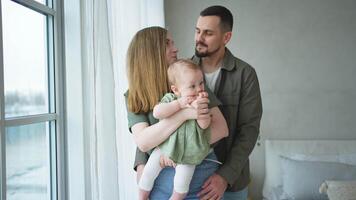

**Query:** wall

left=164, top=0, right=356, bottom=199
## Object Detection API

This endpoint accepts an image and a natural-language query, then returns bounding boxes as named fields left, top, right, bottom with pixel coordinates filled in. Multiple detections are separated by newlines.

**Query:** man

left=193, top=6, right=263, bottom=200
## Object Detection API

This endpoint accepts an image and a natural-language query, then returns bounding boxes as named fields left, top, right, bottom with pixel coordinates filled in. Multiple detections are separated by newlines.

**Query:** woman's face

left=166, top=33, right=178, bottom=65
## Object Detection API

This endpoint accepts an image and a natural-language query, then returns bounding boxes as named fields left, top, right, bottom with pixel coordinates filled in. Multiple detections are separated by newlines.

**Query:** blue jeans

left=223, top=187, right=248, bottom=200
left=149, top=152, right=219, bottom=200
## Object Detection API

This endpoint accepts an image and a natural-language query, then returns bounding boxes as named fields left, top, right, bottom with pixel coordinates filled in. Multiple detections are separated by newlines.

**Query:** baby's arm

left=153, top=96, right=193, bottom=119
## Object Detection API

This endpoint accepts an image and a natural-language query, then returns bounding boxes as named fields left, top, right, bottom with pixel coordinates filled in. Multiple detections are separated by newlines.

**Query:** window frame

left=0, top=0, right=66, bottom=199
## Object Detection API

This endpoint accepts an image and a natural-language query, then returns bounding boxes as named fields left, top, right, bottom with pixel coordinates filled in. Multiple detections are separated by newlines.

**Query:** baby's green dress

left=158, top=93, right=211, bottom=165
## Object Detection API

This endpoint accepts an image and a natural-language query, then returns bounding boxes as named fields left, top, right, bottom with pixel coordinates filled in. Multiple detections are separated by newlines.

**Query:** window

left=0, top=0, right=65, bottom=200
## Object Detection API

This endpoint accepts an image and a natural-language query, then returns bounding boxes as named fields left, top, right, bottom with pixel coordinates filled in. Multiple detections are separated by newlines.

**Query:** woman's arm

left=132, top=107, right=197, bottom=152
left=209, top=107, right=228, bottom=144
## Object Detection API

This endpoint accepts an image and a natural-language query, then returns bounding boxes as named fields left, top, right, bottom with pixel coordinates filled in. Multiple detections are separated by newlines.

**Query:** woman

left=125, top=26, right=228, bottom=199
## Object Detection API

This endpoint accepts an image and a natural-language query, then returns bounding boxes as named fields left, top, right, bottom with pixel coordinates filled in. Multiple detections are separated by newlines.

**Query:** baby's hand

left=177, top=96, right=194, bottom=108
left=191, top=92, right=208, bottom=109
left=159, top=155, right=176, bottom=168
left=198, top=91, right=208, bottom=99
left=191, top=98, right=199, bottom=109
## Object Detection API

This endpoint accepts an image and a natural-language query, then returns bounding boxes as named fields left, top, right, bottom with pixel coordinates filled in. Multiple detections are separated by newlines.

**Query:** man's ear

left=223, top=31, right=232, bottom=45
left=171, top=85, right=180, bottom=96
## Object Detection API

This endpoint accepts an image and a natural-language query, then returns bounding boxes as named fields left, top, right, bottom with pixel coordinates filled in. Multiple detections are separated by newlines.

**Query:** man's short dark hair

left=200, top=5, right=233, bottom=32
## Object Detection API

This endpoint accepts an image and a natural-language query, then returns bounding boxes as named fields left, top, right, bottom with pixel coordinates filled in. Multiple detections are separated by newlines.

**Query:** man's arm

left=216, top=67, right=263, bottom=186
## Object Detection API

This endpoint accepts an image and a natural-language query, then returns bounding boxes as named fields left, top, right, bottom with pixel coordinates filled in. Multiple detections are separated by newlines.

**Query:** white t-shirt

left=204, top=67, right=221, bottom=92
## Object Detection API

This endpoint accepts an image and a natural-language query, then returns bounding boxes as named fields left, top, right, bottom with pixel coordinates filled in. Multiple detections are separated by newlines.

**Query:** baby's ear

left=171, top=85, right=179, bottom=95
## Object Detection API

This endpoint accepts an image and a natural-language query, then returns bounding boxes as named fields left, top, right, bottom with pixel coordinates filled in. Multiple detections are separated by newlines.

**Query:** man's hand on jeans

left=198, top=173, right=228, bottom=200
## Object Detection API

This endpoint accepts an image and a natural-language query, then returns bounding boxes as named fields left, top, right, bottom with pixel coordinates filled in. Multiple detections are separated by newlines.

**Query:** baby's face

left=174, top=68, right=204, bottom=98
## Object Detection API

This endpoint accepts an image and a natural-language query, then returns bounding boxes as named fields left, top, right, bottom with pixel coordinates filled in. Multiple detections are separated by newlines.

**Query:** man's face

left=195, top=16, right=226, bottom=58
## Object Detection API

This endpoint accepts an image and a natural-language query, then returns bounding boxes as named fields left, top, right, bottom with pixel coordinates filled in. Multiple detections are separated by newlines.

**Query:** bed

left=263, top=139, right=356, bottom=200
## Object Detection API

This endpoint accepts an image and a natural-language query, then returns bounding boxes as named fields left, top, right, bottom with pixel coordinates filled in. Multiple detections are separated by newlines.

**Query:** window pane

left=34, top=0, right=47, bottom=5
left=2, top=0, right=51, bottom=118
left=6, top=122, right=50, bottom=200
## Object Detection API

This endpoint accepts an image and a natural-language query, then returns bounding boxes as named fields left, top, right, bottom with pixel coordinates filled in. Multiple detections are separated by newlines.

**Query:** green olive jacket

left=192, top=48, right=263, bottom=191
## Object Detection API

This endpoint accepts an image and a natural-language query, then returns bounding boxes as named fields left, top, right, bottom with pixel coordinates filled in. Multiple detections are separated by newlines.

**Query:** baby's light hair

left=167, top=59, right=202, bottom=85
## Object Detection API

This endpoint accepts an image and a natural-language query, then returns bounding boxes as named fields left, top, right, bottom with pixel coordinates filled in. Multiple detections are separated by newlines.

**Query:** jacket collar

left=221, top=48, right=236, bottom=71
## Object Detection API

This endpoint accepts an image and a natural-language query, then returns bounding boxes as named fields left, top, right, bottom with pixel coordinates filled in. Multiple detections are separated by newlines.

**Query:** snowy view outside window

left=1, top=0, right=55, bottom=199
left=5, top=123, right=49, bottom=200
left=2, top=0, right=49, bottom=118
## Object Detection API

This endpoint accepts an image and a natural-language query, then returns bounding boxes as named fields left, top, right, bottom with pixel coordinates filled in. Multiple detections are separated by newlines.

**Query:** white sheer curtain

left=80, top=0, right=164, bottom=199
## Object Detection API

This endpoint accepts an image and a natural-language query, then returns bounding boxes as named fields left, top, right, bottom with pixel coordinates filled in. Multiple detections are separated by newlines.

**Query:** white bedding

left=263, top=139, right=356, bottom=200
left=269, top=186, right=285, bottom=200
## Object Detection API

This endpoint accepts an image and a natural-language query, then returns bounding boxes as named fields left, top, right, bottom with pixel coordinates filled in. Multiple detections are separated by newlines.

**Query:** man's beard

left=195, top=43, right=220, bottom=58
left=195, top=49, right=208, bottom=57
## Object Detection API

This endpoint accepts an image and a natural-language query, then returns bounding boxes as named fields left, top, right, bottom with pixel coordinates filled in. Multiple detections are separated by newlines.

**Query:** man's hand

left=197, top=173, right=228, bottom=200
left=136, top=164, right=145, bottom=184
left=159, top=155, right=176, bottom=168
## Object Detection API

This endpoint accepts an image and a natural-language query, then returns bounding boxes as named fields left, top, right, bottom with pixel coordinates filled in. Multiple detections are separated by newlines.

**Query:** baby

left=138, top=59, right=212, bottom=200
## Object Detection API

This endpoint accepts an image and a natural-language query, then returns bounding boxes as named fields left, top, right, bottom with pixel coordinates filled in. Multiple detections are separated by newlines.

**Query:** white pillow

left=263, top=140, right=356, bottom=200
left=290, top=153, right=356, bottom=165
left=319, top=180, right=356, bottom=200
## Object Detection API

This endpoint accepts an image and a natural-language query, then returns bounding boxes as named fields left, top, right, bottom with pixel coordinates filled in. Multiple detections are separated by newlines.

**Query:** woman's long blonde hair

left=127, top=26, right=170, bottom=113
